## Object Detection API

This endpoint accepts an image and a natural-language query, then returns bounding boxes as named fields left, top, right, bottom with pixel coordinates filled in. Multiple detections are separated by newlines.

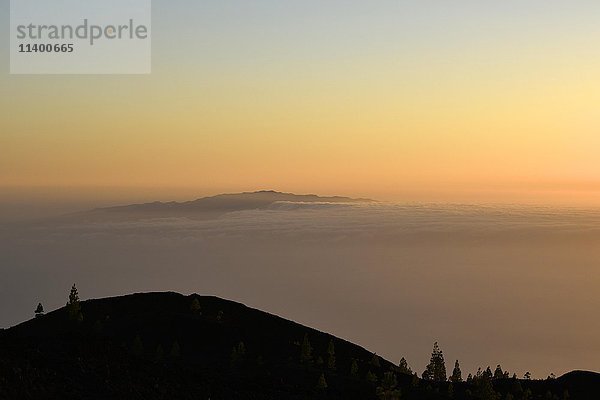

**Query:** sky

left=2, top=0, right=600, bottom=204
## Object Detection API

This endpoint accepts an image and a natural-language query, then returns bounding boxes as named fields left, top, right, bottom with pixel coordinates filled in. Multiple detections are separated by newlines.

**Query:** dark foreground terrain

left=0, top=292, right=598, bottom=399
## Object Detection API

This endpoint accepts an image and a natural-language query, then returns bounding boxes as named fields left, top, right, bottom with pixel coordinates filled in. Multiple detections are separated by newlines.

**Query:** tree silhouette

left=237, top=341, right=246, bottom=356
left=190, top=298, right=201, bottom=314
left=350, top=359, right=359, bottom=377
left=483, top=366, right=493, bottom=380
left=230, top=341, right=246, bottom=368
left=92, top=319, right=103, bottom=334
left=422, top=342, right=446, bottom=382
left=66, top=284, right=83, bottom=322
left=131, top=335, right=144, bottom=357
left=450, top=360, right=462, bottom=382
left=316, top=373, right=328, bottom=390
left=366, top=371, right=378, bottom=383
left=494, top=365, right=504, bottom=380
left=154, top=345, right=164, bottom=362
left=371, top=353, right=381, bottom=368
left=475, top=367, right=483, bottom=379
left=524, top=371, right=531, bottom=380
left=376, top=372, right=401, bottom=400
left=509, top=377, right=524, bottom=397
left=411, top=374, right=419, bottom=387
left=34, top=303, right=44, bottom=318
left=169, top=340, right=181, bottom=359
left=300, top=334, right=313, bottom=364
left=474, top=375, right=499, bottom=400
left=398, top=357, right=412, bottom=375
left=256, top=355, right=264, bottom=367
left=422, top=364, right=434, bottom=381
left=326, top=339, right=336, bottom=370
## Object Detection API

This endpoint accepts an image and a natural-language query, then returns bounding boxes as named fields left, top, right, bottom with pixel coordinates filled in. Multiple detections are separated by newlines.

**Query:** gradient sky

left=2, top=1, right=600, bottom=204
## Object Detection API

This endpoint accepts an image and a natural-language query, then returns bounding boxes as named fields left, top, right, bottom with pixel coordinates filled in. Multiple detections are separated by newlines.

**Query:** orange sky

left=2, top=1, right=600, bottom=205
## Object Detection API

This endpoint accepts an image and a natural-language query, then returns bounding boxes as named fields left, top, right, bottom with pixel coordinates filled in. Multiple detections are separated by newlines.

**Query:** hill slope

left=0, top=292, right=598, bottom=400
left=0, top=292, right=395, bottom=399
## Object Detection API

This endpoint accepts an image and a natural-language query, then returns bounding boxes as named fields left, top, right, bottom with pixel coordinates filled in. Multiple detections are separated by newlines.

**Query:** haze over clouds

left=1, top=200, right=599, bottom=378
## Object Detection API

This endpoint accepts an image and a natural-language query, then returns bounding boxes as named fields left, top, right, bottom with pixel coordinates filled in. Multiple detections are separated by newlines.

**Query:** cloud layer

left=1, top=203, right=599, bottom=378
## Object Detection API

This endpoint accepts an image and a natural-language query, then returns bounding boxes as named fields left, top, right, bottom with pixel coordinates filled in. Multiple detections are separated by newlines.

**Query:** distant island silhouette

left=1, top=291, right=598, bottom=399
left=67, top=190, right=376, bottom=221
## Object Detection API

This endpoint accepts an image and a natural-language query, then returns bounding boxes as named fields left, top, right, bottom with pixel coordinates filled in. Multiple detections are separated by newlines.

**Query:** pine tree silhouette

left=300, top=334, right=313, bottom=364
left=422, top=342, right=446, bottom=382
left=66, top=284, right=83, bottom=322
left=350, top=359, right=359, bottom=377
left=316, top=373, right=328, bottom=390
left=450, top=360, right=462, bottom=382
left=398, top=357, right=412, bottom=375
left=326, top=339, right=336, bottom=370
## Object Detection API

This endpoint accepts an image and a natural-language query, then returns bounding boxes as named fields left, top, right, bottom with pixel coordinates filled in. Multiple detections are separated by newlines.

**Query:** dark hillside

left=0, top=292, right=598, bottom=399
left=0, top=292, right=396, bottom=399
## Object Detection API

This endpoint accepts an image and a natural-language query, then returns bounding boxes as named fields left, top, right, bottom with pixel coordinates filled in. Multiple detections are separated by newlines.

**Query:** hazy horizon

left=2, top=185, right=600, bottom=223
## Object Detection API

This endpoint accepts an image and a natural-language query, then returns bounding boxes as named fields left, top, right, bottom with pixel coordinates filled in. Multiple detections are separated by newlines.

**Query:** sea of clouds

left=1, top=202, right=599, bottom=377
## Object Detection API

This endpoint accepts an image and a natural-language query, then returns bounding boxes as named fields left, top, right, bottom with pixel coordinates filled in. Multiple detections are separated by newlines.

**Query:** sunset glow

left=2, top=1, right=600, bottom=205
